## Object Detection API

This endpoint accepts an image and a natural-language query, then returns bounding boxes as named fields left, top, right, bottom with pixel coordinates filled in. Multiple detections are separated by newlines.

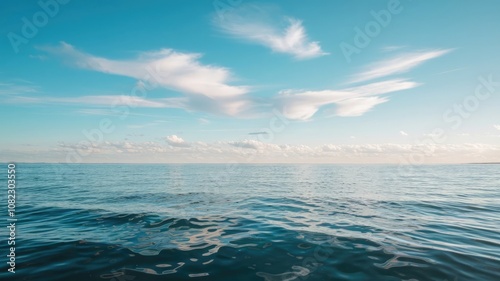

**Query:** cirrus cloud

left=39, top=42, right=252, bottom=116
left=277, top=79, right=419, bottom=120
left=213, top=5, right=327, bottom=60
left=350, top=49, right=453, bottom=83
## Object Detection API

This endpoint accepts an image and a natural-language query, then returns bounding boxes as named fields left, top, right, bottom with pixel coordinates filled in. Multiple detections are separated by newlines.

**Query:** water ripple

left=3, top=164, right=499, bottom=281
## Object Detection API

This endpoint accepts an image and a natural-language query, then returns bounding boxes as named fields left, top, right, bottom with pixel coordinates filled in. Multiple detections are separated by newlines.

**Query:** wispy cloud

left=381, top=45, right=406, bottom=52
left=436, top=67, right=465, bottom=75
left=32, top=43, right=449, bottom=121
left=277, top=79, right=418, bottom=120
left=213, top=5, right=327, bottom=60
left=29, top=54, right=48, bottom=60
left=0, top=81, right=38, bottom=95
left=76, top=108, right=122, bottom=116
left=75, top=109, right=180, bottom=120
left=494, top=125, right=500, bottom=131
left=198, top=118, right=210, bottom=125
left=344, top=79, right=419, bottom=96
left=57, top=95, right=167, bottom=107
left=350, top=49, right=453, bottom=83
left=5, top=93, right=192, bottom=114
left=334, top=96, right=388, bottom=117
left=127, top=120, right=169, bottom=130
left=400, top=131, right=408, bottom=136
left=40, top=42, right=252, bottom=116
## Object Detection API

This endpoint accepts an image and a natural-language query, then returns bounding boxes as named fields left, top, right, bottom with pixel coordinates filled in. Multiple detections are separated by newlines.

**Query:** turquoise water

left=2, top=164, right=499, bottom=280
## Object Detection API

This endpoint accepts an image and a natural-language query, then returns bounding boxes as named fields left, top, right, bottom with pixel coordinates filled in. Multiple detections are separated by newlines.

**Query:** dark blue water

left=2, top=164, right=499, bottom=280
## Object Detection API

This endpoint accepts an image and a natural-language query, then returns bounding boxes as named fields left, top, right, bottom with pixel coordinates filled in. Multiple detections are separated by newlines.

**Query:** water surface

left=3, top=164, right=500, bottom=280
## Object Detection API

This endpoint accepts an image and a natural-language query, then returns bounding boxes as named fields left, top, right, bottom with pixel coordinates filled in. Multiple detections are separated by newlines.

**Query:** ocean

left=2, top=163, right=499, bottom=281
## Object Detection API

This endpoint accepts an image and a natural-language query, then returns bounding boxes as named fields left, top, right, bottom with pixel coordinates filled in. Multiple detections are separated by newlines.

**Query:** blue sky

left=1, top=0, right=499, bottom=163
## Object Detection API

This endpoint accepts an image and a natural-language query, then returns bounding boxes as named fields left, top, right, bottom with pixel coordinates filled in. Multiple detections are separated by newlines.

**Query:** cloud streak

left=213, top=5, right=327, bottom=60
left=40, top=42, right=252, bottom=116
left=57, top=95, right=167, bottom=108
left=350, top=49, right=452, bottom=83
left=277, top=79, right=419, bottom=120
left=34, top=43, right=450, bottom=121
left=266, top=49, right=449, bottom=120
left=0, top=81, right=38, bottom=95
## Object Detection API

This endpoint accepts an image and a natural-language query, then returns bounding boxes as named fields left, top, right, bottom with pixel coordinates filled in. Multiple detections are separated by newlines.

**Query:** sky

left=1, top=0, right=499, bottom=163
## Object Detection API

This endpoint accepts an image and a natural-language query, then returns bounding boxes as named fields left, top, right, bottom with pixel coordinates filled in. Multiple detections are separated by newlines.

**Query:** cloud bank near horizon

left=2, top=138, right=499, bottom=164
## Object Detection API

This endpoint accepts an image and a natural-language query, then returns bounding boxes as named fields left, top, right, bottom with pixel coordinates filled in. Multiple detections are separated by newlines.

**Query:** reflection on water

left=2, top=164, right=499, bottom=281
